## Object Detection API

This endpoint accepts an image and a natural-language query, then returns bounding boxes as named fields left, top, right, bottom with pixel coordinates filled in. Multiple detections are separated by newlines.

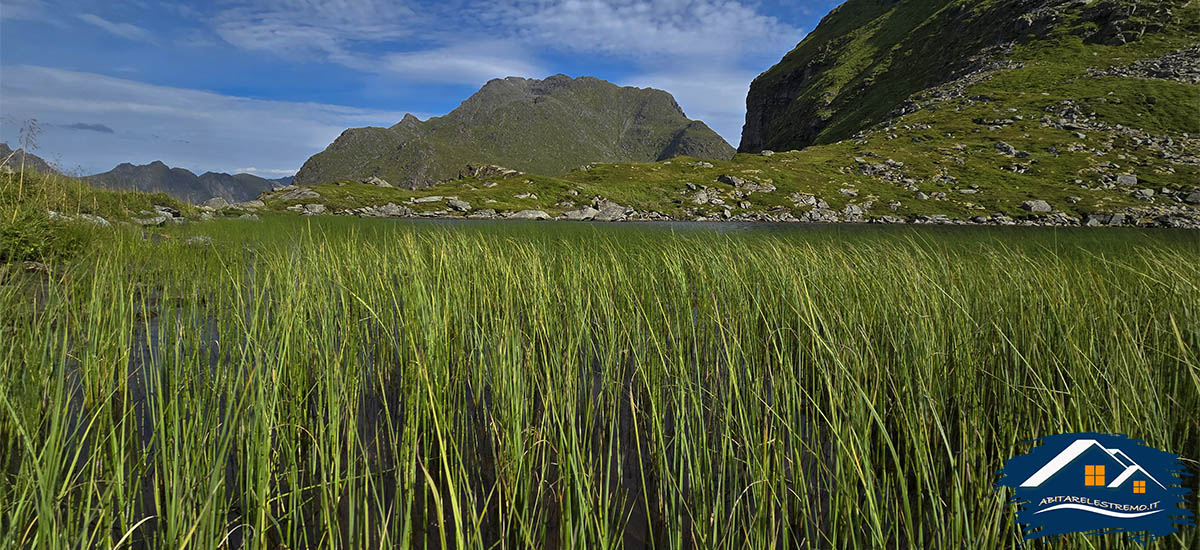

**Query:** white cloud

left=233, top=167, right=297, bottom=176
left=77, top=13, right=156, bottom=43
left=382, top=41, right=547, bottom=84
left=480, top=0, right=803, bottom=62
left=213, top=0, right=418, bottom=60
left=0, top=65, right=409, bottom=175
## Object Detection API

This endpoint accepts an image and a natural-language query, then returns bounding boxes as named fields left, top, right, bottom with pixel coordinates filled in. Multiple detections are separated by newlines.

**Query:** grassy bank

left=0, top=169, right=192, bottom=263
left=1, top=218, right=1197, bottom=548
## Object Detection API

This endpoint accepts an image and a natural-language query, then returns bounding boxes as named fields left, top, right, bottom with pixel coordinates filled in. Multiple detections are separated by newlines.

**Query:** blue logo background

left=995, top=432, right=1193, bottom=543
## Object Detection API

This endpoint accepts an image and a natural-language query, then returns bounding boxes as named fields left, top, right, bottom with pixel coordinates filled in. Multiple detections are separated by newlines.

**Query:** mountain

left=271, top=176, right=294, bottom=186
left=85, top=161, right=275, bottom=204
left=0, top=143, right=60, bottom=175
left=294, top=74, right=736, bottom=189
left=740, top=0, right=1197, bottom=153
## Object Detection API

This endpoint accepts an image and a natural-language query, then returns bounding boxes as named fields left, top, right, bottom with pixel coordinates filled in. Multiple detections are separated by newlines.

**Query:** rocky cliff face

left=85, top=161, right=275, bottom=203
left=294, top=75, right=735, bottom=189
left=740, top=0, right=1192, bottom=153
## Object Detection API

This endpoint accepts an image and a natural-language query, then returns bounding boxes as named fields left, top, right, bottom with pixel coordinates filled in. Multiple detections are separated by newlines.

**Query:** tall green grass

left=1, top=218, right=1197, bottom=549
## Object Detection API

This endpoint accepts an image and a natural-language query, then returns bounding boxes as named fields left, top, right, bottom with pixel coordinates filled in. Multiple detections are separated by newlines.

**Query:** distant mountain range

left=294, top=74, right=736, bottom=189
left=1, top=143, right=60, bottom=176
left=84, top=161, right=278, bottom=204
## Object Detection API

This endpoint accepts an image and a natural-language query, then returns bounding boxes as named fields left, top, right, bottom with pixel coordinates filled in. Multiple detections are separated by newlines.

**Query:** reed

left=1, top=218, right=1196, bottom=549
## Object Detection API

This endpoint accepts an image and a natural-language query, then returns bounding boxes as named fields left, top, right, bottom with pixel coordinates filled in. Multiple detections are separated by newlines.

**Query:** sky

left=0, top=0, right=843, bottom=177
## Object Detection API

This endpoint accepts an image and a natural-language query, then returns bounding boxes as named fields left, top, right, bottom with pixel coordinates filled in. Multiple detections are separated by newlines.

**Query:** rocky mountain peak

left=294, top=75, right=734, bottom=189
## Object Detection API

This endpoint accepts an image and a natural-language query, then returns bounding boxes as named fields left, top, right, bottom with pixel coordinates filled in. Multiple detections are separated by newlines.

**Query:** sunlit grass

left=1, top=218, right=1197, bottom=549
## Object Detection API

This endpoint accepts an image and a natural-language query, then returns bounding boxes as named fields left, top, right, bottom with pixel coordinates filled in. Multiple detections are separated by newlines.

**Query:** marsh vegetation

left=1, top=218, right=1197, bottom=549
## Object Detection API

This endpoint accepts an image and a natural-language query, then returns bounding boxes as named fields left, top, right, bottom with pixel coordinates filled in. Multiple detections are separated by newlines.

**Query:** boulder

left=275, top=187, right=321, bottom=201
left=448, top=198, right=472, bottom=212
left=1133, top=188, right=1155, bottom=200
left=842, top=203, right=866, bottom=222
left=1020, top=200, right=1052, bottom=213
left=153, top=205, right=180, bottom=217
left=362, top=176, right=393, bottom=187
left=203, top=197, right=231, bottom=210
left=467, top=209, right=498, bottom=219
left=412, top=196, right=443, bottom=203
left=799, top=208, right=839, bottom=223
left=185, top=236, right=214, bottom=247
left=1185, top=191, right=1200, bottom=205
left=789, top=193, right=821, bottom=208
left=760, top=150, right=775, bottom=157
left=994, top=141, right=1018, bottom=156
left=509, top=209, right=550, bottom=220
left=593, top=200, right=631, bottom=222
left=563, top=206, right=600, bottom=221
left=690, top=188, right=721, bottom=205
left=717, top=175, right=745, bottom=186
left=1116, top=174, right=1138, bottom=186
left=359, top=203, right=415, bottom=217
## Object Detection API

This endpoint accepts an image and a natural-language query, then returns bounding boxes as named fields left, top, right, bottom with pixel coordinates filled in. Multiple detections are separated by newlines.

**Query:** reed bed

left=1, top=219, right=1197, bottom=549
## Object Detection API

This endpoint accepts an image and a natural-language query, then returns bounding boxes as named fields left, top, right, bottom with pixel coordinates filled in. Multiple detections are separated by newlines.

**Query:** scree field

left=1, top=217, right=1197, bottom=549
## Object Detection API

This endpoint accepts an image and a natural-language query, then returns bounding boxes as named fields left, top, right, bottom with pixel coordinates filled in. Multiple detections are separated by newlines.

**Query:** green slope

left=740, top=0, right=1196, bottom=152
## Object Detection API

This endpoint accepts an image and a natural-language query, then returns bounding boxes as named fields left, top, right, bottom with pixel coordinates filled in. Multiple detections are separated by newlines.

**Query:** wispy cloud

left=382, top=41, right=546, bottom=84
left=0, top=65, right=408, bottom=175
left=213, top=0, right=418, bottom=60
left=480, top=0, right=803, bottom=62
left=77, top=13, right=156, bottom=43
left=233, top=167, right=297, bottom=176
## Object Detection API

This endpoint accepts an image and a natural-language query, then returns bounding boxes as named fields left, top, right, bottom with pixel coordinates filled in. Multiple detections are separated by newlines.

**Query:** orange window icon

left=1134, top=480, right=1146, bottom=494
left=1085, top=465, right=1106, bottom=486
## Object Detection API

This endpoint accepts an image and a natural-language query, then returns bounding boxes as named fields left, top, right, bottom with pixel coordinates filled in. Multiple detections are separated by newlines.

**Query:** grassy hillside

left=294, top=75, right=735, bottom=189
left=740, top=0, right=1197, bottom=152
left=0, top=169, right=194, bottom=262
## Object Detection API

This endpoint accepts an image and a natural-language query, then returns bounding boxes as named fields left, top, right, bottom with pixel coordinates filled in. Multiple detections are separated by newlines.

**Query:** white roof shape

left=1019, top=439, right=1156, bottom=488
left=1108, top=463, right=1166, bottom=490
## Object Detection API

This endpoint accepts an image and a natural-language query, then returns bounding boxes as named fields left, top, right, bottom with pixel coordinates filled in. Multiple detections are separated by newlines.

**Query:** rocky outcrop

left=1087, top=45, right=1200, bottom=84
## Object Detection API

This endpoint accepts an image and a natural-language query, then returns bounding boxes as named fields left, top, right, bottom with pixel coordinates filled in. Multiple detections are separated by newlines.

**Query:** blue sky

left=0, top=0, right=842, bottom=176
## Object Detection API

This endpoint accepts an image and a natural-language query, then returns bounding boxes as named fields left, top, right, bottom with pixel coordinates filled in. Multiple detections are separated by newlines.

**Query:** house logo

left=995, top=432, right=1193, bottom=543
